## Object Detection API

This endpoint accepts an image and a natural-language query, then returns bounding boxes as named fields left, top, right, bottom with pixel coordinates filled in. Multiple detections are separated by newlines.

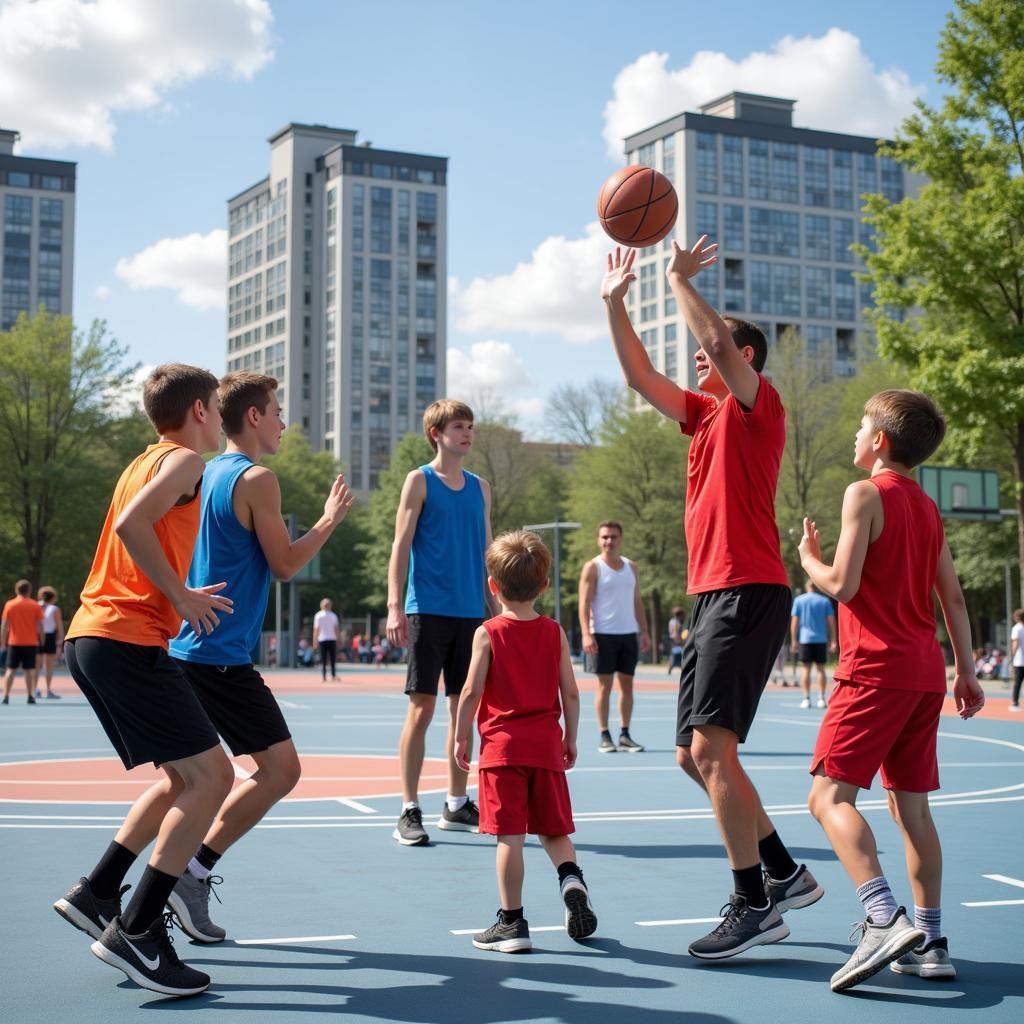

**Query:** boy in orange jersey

left=454, top=531, right=596, bottom=954
left=1, top=579, right=44, bottom=703
left=53, top=364, right=234, bottom=998
left=799, top=390, right=985, bottom=992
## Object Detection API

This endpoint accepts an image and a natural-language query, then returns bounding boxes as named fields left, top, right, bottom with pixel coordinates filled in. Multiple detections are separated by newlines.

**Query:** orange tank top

left=66, top=442, right=201, bottom=649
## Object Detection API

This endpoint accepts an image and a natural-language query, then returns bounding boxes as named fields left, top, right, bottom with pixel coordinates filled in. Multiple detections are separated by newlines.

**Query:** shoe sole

left=436, top=819, right=479, bottom=833
left=617, top=746, right=645, bottom=753
left=598, top=747, right=617, bottom=754
left=775, top=882, right=825, bottom=914
left=392, top=828, right=429, bottom=846
left=890, top=960, right=956, bottom=979
left=688, top=921, right=790, bottom=960
left=831, top=928, right=926, bottom=992
left=472, top=938, right=532, bottom=953
left=563, top=888, right=598, bottom=941
left=89, top=940, right=210, bottom=997
left=165, top=892, right=226, bottom=944
left=53, top=898, right=104, bottom=940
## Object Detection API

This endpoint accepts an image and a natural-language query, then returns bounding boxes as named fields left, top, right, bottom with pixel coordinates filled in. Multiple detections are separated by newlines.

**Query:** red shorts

left=811, top=681, right=944, bottom=792
left=478, top=765, right=575, bottom=837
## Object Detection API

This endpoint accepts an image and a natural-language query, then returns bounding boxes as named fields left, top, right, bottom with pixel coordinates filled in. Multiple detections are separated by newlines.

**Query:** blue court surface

left=2, top=667, right=1021, bottom=1024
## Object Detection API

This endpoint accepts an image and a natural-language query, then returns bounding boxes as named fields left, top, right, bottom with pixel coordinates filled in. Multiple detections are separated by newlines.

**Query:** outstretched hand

left=601, top=247, right=636, bottom=302
left=666, top=235, right=718, bottom=281
left=798, top=517, right=822, bottom=564
left=324, top=474, right=355, bottom=525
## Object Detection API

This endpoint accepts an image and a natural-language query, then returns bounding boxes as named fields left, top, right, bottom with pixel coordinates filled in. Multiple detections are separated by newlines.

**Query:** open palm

left=601, top=246, right=636, bottom=302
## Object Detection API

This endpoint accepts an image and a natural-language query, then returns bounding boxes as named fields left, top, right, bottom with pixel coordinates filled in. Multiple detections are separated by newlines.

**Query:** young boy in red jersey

left=799, top=390, right=985, bottom=993
left=454, top=531, right=596, bottom=953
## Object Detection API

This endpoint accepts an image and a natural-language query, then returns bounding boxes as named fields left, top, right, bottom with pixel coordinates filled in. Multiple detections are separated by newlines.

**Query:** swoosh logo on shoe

left=124, top=936, right=160, bottom=971
left=98, top=914, right=110, bottom=928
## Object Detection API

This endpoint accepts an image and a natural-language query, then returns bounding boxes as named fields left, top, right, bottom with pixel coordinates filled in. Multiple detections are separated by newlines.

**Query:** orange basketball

left=597, top=165, right=678, bottom=247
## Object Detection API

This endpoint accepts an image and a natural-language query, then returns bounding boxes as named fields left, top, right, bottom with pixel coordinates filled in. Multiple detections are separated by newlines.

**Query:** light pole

left=522, top=521, right=581, bottom=627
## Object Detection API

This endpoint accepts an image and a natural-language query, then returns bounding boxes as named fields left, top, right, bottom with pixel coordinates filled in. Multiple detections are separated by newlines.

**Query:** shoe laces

left=201, top=874, right=224, bottom=906
left=405, top=806, right=423, bottom=827
left=709, top=897, right=745, bottom=937
left=153, top=911, right=186, bottom=968
left=848, top=920, right=868, bottom=943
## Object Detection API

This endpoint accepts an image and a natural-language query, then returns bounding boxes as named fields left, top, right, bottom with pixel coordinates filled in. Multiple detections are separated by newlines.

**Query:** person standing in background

left=313, top=598, right=340, bottom=682
left=37, top=587, right=64, bottom=699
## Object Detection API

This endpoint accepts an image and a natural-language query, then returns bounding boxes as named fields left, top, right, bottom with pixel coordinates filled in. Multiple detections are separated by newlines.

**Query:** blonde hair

left=486, top=531, right=551, bottom=602
left=422, top=399, right=474, bottom=451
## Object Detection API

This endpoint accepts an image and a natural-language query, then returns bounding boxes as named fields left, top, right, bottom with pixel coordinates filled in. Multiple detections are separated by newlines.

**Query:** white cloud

left=95, top=284, right=111, bottom=299
left=447, top=340, right=533, bottom=397
left=602, top=28, right=924, bottom=156
left=0, top=0, right=274, bottom=150
left=452, top=223, right=609, bottom=344
left=115, top=229, right=226, bottom=310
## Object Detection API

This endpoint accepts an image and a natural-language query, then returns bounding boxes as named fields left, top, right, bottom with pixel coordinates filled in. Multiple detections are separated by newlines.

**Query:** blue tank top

left=170, top=452, right=273, bottom=665
left=405, top=465, right=486, bottom=619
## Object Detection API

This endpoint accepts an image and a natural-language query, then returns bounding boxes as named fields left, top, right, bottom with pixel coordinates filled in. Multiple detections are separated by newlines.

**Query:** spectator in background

left=667, top=606, right=685, bottom=675
left=37, top=586, right=64, bottom=699
left=791, top=580, right=837, bottom=709
left=313, top=598, right=340, bottom=681
left=1011, top=610, right=1023, bottom=712
left=2, top=579, right=45, bottom=705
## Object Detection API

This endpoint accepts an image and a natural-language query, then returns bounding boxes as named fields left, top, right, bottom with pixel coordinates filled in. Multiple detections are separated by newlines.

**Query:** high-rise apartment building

left=0, top=128, right=76, bottom=331
left=226, top=123, right=447, bottom=490
left=622, top=93, right=921, bottom=388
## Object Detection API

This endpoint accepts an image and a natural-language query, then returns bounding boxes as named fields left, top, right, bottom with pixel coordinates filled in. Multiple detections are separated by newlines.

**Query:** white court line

left=636, top=917, right=721, bottom=927
left=983, top=874, right=1024, bottom=890
left=276, top=700, right=309, bottom=710
left=232, top=763, right=253, bottom=780
left=236, top=934, right=355, bottom=945
left=962, top=899, right=1024, bottom=907
left=451, top=925, right=565, bottom=935
left=335, top=798, right=376, bottom=813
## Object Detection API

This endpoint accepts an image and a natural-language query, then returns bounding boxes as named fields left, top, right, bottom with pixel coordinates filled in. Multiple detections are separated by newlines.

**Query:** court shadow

left=572, top=842, right=836, bottom=862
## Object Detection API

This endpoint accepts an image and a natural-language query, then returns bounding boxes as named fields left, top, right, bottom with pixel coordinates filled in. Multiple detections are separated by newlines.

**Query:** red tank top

left=834, top=471, right=946, bottom=692
left=478, top=615, right=565, bottom=771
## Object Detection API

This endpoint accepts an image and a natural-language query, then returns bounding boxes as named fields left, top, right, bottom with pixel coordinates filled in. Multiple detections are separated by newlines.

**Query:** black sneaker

left=90, top=913, right=210, bottom=996
left=438, top=798, right=480, bottom=832
left=598, top=734, right=617, bottom=753
left=53, top=877, right=131, bottom=940
left=472, top=913, right=532, bottom=953
left=393, top=806, right=429, bottom=846
left=617, top=733, right=645, bottom=752
left=688, top=895, right=790, bottom=960
left=560, top=874, right=598, bottom=941
left=765, top=864, right=824, bottom=913
left=27, top=695, right=36, bottom=704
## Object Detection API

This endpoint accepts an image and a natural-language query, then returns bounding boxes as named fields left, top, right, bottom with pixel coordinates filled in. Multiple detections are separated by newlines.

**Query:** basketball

left=597, top=165, right=678, bottom=247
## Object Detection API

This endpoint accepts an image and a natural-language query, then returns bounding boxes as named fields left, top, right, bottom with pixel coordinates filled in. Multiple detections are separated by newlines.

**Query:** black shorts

left=64, top=637, right=221, bottom=770
left=174, top=659, right=292, bottom=756
left=677, top=584, right=791, bottom=746
left=798, top=642, right=828, bottom=665
left=405, top=614, right=482, bottom=697
left=591, top=633, right=640, bottom=676
left=6, top=645, right=38, bottom=670
left=41, top=633, right=57, bottom=655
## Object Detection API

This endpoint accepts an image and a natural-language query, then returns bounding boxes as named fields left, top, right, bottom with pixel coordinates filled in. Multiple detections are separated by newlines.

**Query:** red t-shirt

left=477, top=615, right=565, bottom=772
left=680, top=376, right=790, bottom=594
left=2, top=596, right=44, bottom=646
left=834, top=471, right=946, bottom=692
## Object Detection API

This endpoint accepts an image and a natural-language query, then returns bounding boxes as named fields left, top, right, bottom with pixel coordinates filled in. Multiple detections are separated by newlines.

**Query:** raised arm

left=601, top=247, right=690, bottom=422
left=557, top=626, right=581, bottom=770
left=454, top=626, right=491, bottom=770
left=386, top=470, right=426, bottom=647
left=934, top=539, right=985, bottom=719
left=666, top=236, right=760, bottom=409
left=578, top=560, right=598, bottom=655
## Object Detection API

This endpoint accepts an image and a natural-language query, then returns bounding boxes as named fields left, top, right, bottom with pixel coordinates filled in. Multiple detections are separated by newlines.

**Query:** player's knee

left=275, top=753, right=302, bottom=796
left=675, top=745, right=699, bottom=779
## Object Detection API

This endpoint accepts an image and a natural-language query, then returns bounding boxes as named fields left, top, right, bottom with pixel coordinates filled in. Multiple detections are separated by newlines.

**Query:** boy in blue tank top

left=166, top=373, right=353, bottom=940
left=386, top=399, right=498, bottom=845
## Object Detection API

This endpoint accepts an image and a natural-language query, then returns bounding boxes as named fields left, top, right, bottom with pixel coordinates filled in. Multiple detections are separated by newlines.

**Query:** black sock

left=758, top=830, right=798, bottom=882
left=600, top=729, right=612, bottom=739
left=732, top=863, right=767, bottom=908
left=499, top=907, right=524, bottom=924
left=120, top=865, right=179, bottom=934
left=87, top=841, right=138, bottom=901
left=195, top=843, right=222, bottom=872
left=619, top=728, right=631, bottom=738
left=557, top=861, right=583, bottom=884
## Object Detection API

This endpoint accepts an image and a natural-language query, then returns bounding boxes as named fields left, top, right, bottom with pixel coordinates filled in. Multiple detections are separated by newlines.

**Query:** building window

left=835, top=269, right=856, bottom=321
left=805, top=215, right=830, bottom=261
left=833, top=218, right=854, bottom=262
left=40, top=175, right=64, bottom=191
left=723, top=204, right=744, bottom=251
left=803, top=147, right=829, bottom=208
left=770, top=142, right=799, bottom=204
left=772, top=262, right=801, bottom=317
left=805, top=324, right=834, bottom=359
left=750, top=261, right=771, bottom=315
left=723, top=259, right=744, bottom=311
left=722, top=136, right=743, bottom=197
left=751, top=208, right=798, bottom=257
left=857, top=153, right=877, bottom=201
left=880, top=156, right=903, bottom=203
left=748, top=139, right=769, bottom=200
left=7, top=171, right=30, bottom=188
left=806, top=267, right=832, bottom=318
left=832, top=150, right=853, bottom=210
left=352, top=184, right=364, bottom=251
left=664, top=322, right=678, bottom=379
left=416, top=191, right=437, bottom=223
left=697, top=132, right=718, bottom=194
left=398, top=190, right=410, bottom=257
left=370, top=186, right=392, bottom=254
left=637, top=142, right=656, bottom=167
left=697, top=263, right=720, bottom=309
left=639, top=261, right=658, bottom=302
left=661, top=134, right=675, bottom=182
left=2, top=194, right=33, bottom=329
left=696, top=200, right=718, bottom=242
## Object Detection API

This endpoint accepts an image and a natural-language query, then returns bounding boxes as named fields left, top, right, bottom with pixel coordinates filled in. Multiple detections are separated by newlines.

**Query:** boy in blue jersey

left=386, top=399, right=498, bottom=845
left=791, top=580, right=837, bottom=709
left=166, top=373, right=353, bottom=941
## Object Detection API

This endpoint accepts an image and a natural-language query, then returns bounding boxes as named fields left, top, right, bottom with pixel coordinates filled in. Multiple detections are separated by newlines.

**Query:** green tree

left=860, top=0, right=1024, bottom=602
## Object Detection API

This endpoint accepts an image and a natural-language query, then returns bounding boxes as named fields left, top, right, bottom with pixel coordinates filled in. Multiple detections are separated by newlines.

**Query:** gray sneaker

left=560, top=874, right=598, bottom=941
left=830, top=908, right=925, bottom=992
left=472, top=914, right=532, bottom=953
left=598, top=734, right=617, bottom=753
left=393, top=806, right=429, bottom=845
left=765, top=864, right=824, bottom=913
left=166, top=870, right=226, bottom=943
left=890, top=936, right=956, bottom=979
left=688, top=895, right=790, bottom=960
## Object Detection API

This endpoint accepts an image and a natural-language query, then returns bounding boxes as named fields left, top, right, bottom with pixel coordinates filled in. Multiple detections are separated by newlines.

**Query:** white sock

left=915, top=905, right=941, bottom=944
left=402, top=801, right=419, bottom=813
left=446, top=794, right=467, bottom=813
left=187, top=856, right=211, bottom=881
left=856, top=875, right=898, bottom=923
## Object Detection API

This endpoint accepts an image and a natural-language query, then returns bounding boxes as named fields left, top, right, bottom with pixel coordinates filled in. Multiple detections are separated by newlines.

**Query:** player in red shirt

left=602, top=240, right=821, bottom=960
left=454, top=530, right=596, bottom=953
left=800, top=389, right=984, bottom=992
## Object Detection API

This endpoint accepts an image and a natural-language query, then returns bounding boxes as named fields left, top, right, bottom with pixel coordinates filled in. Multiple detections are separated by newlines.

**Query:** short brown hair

left=722, top=317, right=768, bottom=372
left=486, top=530, right=551, bottom=602
left=15, top=579, right=30, bottom=596
left=598, top=521, right=623, bottom=536
left=219, top=372, right=278, bottom=436
left=143, top=363, right=219, bottom=434
left=423, top=399, right=474, bottom=451
left=864, top=389, right=945, bottom=469
left=38, top=586, right=56, bottom=602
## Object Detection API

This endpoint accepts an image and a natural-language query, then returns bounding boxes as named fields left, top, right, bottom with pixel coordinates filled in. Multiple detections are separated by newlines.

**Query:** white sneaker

left=817, top=697, right=827, bottom=709
left=1009, top=703, right=1021, bottom=712
left=799, top=698, right=811, bottom=709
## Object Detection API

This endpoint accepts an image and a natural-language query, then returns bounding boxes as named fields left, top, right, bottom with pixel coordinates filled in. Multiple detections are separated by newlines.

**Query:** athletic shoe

left=560, top=874, right=598, bottom=941
left=1, top=697, right=8, bottom=705
left=166, top=870, right=226, bottom=943
left=688, top=895, right=790, bottom=960
left=617, top=734, right=645, bottom=753
left=598, top=734, right=617, bottom=753
left=765, top=864, right=824, bottom=913
left=799, top=698, right=811, bottom=709
left=90, top=913, right=210, bottom=997
left=35, top=688, right=42, bottom=698
left=27, top=696, right=36, bottom=704
left=890, top=936, right=956, bottom=979
left=53, top=877, right=131, bottom=940
left=438, top=798, right=480, bottom=833
left=472, top=914, right=532, bottom=953
left=46, top=691, right=61, bottom=699
left=1010, top=703, right=1020, bottom=712
left=830, top=908, right=925, bottom=992
left=816, top=697, right=827, bottom=709
left=393, top=806, right=429, bottom=846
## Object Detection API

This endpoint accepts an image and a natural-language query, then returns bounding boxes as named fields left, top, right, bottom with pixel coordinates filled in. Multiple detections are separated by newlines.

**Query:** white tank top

left=40, top=602, right=59, bottom=632
left=590, top=557, right=639, bottom=635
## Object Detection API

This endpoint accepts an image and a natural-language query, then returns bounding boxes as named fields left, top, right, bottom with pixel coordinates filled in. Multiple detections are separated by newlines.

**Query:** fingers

left=623, top=247, right=635, bottom=270
left=201, top=582, right=229, bottom=595
left=691, top=234, right=708, bottom=254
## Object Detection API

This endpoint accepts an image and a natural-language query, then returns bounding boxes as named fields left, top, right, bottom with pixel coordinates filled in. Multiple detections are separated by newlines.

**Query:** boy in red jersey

left=800, top=389, right=984, bottom=993
left=454, top=530, right=596, bottom=953
left=602, top=241, right=820, bottom=960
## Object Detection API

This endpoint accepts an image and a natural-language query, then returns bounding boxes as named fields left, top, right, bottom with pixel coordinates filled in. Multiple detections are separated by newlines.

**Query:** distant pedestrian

left=791, top=580, right=837, bottom=709
left=667, top=606, right=685, bottom=674
left=1011, top=608, right=1023, bottom=712
left=2, top=579, right=44, bottom=705
left=313, top=598, right=340, bottom=681
left=37, top=586, right=64, bottom=699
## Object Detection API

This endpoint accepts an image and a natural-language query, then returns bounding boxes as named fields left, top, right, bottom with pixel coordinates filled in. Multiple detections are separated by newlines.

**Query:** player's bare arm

left=934, top=539, right=985, bottom=719
left=666, top=236, right=760, bottom=410
left=114, top=448, right=233, bottom=637
left=454, top=626, right=491, bottom=770
left=630, top=562, right=651, bottom=652
left=243, top=468, right=354, bottom=581
left=798, top=480, right=880, bottom=603
left=557, top=627, right=580, bottom=769
left=578, top=560, right=598, bottom=655
left=480, top=478, right=500, bottom=617
left=601, top=246, right=690, bottom=423
left=386, top=469, right=426, bottom=647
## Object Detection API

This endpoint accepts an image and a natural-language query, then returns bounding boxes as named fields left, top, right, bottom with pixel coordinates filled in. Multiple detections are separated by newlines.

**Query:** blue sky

left=1, top=0, right=952, bottom=435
